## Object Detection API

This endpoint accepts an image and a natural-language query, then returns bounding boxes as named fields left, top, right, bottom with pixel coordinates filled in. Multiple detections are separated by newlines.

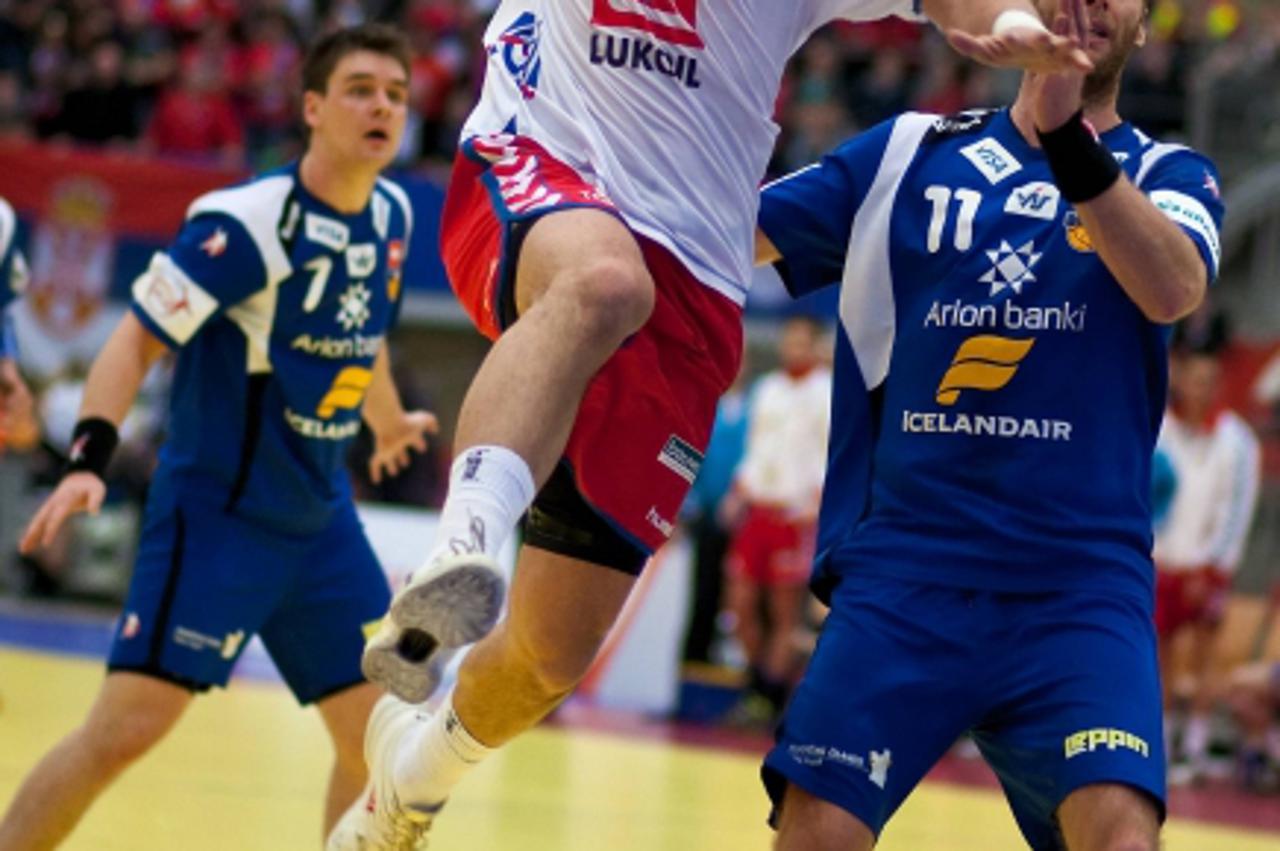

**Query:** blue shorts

left=108, top=486, right=391, bottom=704
left=762, top=574, right=1165, bottom=849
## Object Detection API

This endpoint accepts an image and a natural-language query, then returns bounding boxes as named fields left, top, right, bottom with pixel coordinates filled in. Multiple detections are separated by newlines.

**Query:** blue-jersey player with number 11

left=755, top=0, right=1223, bottom=848
left=0, top=24, right=437, bottom=851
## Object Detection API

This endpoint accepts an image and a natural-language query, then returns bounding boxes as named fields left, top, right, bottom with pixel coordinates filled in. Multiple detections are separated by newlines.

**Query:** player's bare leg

left=773, top=783, right=875, bottom=851
left=315, top=682, right=381, bottom=836
left=0, top=673, right=192, bottom=851
left=364, top=208, right=656, bottom=703
left=332, top=547, right=636, bottom=848
left=448, top=547, right=636, bottom=745
left=1056, top=783, right=1160, bottom=851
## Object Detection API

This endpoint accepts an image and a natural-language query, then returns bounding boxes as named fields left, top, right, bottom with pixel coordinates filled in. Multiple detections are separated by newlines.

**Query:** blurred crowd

left=0, top=0, right=1277, bottom=177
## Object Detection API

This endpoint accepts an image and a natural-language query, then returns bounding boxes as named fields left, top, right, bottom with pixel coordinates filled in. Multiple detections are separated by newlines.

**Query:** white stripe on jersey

left=838, top=112, right=935, bottom=391
left=187, top=177, right=295, bottom=374
left=376, top=177, right=414, bottom=247
left=1133, top=141, right=1188, bottom=188
left=0, top=197, right=15, bottom=274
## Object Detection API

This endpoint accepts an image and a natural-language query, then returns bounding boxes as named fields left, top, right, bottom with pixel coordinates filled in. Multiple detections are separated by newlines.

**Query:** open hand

left=369, top=409, right=438, bottom=484
left=20, top=472, right=106, bottom=554
left=948, top=0, right=1092, bottom=74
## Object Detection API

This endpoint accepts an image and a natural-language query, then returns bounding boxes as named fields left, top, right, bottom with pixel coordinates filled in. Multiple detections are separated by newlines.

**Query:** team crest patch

left=492, top=12, right=543, bottom=100
left=1063, top=211, right=1095, bottom=253
left=657, top=434, right=703, bottom=484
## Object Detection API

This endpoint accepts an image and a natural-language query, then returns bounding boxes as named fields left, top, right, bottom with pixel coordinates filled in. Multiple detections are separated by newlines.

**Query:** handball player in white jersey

left=332, top=2, right=1096, bottom=846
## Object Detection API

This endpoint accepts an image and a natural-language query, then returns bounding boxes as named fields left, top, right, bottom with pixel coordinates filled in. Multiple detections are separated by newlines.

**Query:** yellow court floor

left=1, top=647, right=1277, bottom=851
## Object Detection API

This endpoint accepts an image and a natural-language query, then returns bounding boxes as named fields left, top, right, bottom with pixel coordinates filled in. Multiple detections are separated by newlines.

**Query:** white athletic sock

left=1183, top=713, right=1211, bottom=763
left=393, top=691, right=493, bottom=806
left=425, top=445, right=536, bottom=566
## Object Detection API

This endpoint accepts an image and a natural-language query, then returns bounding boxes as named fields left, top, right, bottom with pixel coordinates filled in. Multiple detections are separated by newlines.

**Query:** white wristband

left=992, top=9, right=1050, bottom=36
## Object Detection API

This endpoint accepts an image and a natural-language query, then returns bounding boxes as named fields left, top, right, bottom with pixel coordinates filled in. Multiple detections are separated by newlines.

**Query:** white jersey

left=1153, top=410, right=1261, bottom=574
left=462, top=0, right=922, bottom=305
left=736, top=367, right=832, bottom=510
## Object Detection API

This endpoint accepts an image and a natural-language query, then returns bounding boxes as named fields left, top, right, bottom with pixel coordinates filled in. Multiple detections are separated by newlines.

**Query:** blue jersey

left=759, top=109, right=1224, bottom=602
left=131, top=163, right=413, bottom=534
left=0, top=196, right=30, bottom=358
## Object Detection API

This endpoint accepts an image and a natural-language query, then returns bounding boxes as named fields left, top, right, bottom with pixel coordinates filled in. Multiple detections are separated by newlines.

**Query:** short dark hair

left=301, top=23, right=411, bottom=95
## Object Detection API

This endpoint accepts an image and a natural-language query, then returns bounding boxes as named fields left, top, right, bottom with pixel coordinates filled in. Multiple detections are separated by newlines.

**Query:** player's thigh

left=1056, top=783, right=1160, bottom=851
left=974, top=590, right=1165, bottom=850
left=259, top=508, right=391, bottom=705
left=108, top=494, right=295, bottom=690
left=774, top=783, right=875, bottom=851
left=513, top=207, right=651, bottom=315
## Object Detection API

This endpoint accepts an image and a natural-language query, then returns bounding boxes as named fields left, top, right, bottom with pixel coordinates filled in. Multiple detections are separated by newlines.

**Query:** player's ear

left=303, top=89, right=323, bottom=133
left=1135, top=18, right=1147, bottom=48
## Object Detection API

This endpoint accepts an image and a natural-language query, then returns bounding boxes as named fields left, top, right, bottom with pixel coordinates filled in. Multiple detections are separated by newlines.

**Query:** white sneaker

left=327, top=697, right=443, bottom=851
left=362, top=553, right=506, bottom=704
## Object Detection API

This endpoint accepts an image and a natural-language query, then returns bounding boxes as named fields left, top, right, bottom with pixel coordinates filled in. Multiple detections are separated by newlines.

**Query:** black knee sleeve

left=522, top=463, right=649, bottom=575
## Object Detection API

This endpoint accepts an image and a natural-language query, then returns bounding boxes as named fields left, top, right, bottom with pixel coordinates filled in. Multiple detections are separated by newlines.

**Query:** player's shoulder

left=1216, top=409, right=1260, bottom=447
left=1125, top=125, right=1220, bottom=186
left=181, top=169, right=296, bottom=283
left=186, top=170, right=296, bottom=240
left=374, top=176, right=414, bottom=239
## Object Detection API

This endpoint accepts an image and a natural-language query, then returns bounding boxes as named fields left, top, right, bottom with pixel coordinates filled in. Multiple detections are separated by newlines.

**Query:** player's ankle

left=427, top=446, right=536, bottom=564
left=392, top=691, right=493, bottom=806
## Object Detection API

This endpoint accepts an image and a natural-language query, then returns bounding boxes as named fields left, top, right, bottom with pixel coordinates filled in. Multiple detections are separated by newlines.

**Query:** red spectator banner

left=0, top=142, right=241, bottom=238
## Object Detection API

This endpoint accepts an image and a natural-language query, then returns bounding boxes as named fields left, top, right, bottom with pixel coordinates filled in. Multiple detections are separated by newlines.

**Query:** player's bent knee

left=559, top=256, right=654, bottom=341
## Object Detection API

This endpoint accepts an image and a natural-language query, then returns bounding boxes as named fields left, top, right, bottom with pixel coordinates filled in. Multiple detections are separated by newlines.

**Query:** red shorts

left=725, top=505, right=815, bottom=587
left=1155, top=566, right=1231, bottom=637
left=440, top=134, right=743, bottom=554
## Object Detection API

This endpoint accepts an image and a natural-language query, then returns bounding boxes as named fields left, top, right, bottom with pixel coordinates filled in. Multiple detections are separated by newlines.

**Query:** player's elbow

left=1137, top=270, right=1206, bottom=324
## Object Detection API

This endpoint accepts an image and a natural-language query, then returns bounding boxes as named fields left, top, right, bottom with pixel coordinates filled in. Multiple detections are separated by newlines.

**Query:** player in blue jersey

left=0, top=25, right=435, bottom=851
left=755, top=0, right=1222, bottom=848
left=0, top=195, right=31, bottom=428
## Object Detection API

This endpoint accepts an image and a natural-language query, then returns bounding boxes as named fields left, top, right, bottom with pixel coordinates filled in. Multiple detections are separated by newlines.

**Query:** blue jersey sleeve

left=759, top=118, right=896, bottom=298
left=1135, top=147, right=1225, bottom=283
left=131, top=212, right=268, bottom=348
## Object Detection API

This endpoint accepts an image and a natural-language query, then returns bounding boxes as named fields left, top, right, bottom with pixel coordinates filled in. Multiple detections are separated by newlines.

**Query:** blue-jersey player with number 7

left=755, top=1, right=1223, bottom=848
left=0, top=24, right=437, bottom=851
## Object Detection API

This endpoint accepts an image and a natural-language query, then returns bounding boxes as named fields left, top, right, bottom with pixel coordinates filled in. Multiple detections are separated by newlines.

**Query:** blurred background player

left=1155, top=339, right=1261, bottom=785
left=0, top=194, right=31, bottom=433
left=754, top=0, right=1225, bottom=847
left=339, top=0, right=1099, bottom=847
left=722, top=315, right=831, bottom=725
left=0, top=24, right=435, bottom=851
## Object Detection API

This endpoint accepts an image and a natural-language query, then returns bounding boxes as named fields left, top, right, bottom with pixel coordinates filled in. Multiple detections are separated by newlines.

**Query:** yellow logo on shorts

left=936, top=335, right=1036, bottom=406
left=317, top=366, right=373, bottom=418
left=1064, top=728, right=1150, bottom=760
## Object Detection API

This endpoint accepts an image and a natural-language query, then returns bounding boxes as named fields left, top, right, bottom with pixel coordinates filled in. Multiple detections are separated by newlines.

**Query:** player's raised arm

left=20, top=312, right=169, bottom=552
left=927, top=0, right=1093, bottom=73
left=1024, top=5, right=1215, bottom=322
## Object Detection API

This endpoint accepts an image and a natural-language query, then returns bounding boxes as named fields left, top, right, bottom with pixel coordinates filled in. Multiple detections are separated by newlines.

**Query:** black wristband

left=66, top=417, right=119, bottom=478
left=1036, top=110, right=1122, bottom=204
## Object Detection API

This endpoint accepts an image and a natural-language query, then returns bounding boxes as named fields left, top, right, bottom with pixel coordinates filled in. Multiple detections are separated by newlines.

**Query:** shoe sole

left=363, top=557, right=506, bottom=703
